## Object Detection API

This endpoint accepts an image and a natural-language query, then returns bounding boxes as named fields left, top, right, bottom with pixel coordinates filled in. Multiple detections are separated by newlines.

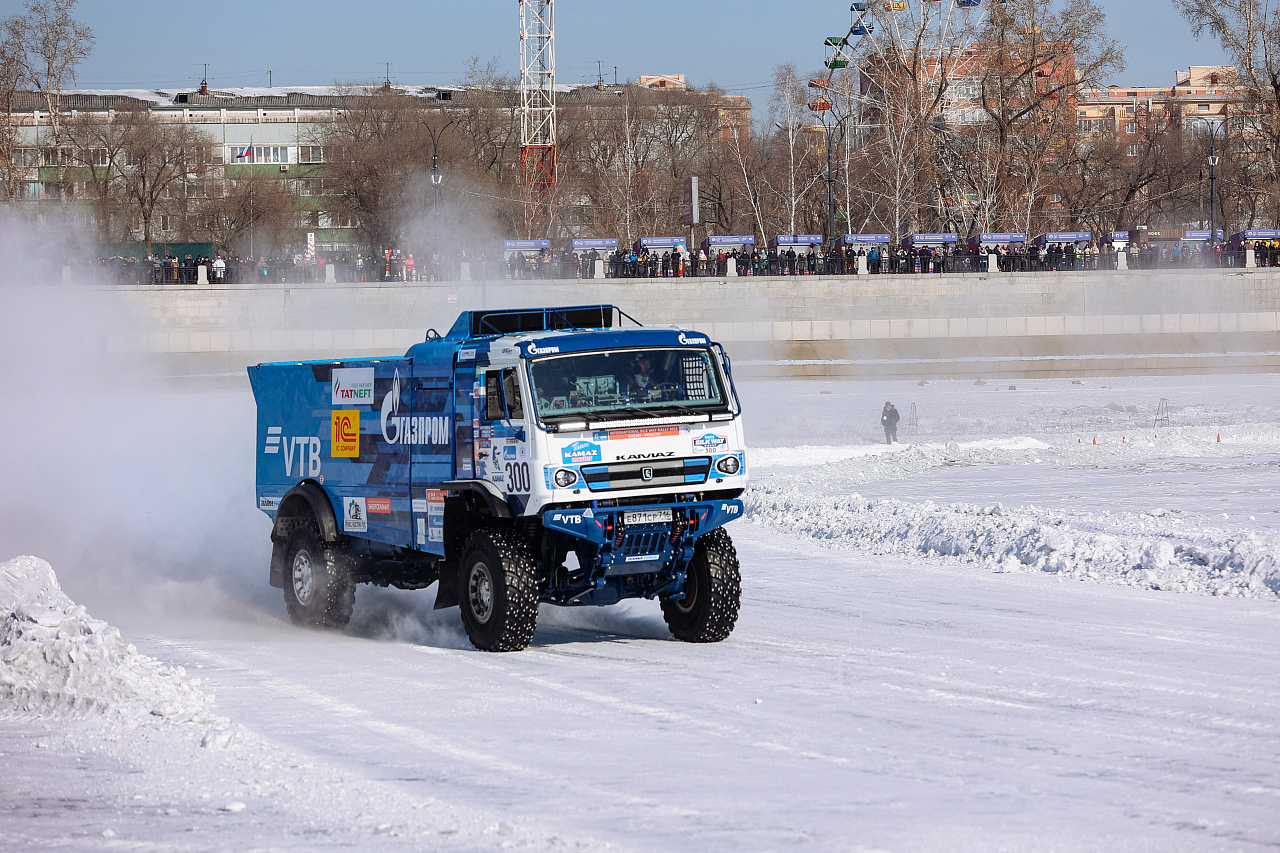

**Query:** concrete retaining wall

left=90, top=267, right=1280, bottom=379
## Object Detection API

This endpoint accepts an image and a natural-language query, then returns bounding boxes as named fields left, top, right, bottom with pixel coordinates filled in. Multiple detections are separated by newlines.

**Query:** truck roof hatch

left=446, top=305, right=642, bottom=340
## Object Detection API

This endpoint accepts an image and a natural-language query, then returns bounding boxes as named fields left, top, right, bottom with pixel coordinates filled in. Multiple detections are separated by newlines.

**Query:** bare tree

left=1174, top=0, right=1280, bottom=223
left=65, top=110, right=131, bottom=242
left=973, top=0, right=1124, bottom=230
left=115, top=108, right=211, bottom=256
left=195, top=171, right=297, bottom=257
left=318, top=87, right=435, bottom=254
left=766, top=64, right=825, bottom=236
left=0, top=15, right=26, bottom=201
left=15, top=0, right=92, bottom=193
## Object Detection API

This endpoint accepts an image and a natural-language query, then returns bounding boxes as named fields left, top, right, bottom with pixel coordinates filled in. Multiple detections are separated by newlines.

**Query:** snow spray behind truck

left=248, top=305, right=747, bottom=651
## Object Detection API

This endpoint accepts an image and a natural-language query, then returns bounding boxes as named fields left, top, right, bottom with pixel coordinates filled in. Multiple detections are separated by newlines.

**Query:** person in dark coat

left=881, top=402, right=900, bottom=444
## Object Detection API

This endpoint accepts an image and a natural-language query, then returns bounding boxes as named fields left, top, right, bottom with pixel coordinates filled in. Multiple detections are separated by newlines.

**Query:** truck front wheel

left=662, top=528, right=741, bottom=643
left=458, top=528, right=538, bottom=652
left=282, top=519, right=355, bottom=630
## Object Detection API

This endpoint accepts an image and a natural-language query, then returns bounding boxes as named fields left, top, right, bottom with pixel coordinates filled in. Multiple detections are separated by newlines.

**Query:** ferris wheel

left=809, top=0, right=992, bottom=113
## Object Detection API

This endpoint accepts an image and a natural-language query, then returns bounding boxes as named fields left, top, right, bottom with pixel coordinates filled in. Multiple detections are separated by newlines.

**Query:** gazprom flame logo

left=678, top=333, right=708, bottom=345
left=380, top=369, right=450, bottom=447
left=524, top=342, right=561, bottom=356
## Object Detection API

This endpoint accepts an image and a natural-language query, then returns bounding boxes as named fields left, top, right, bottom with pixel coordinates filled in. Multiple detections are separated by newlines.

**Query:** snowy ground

left=3, top=373, right=1280, bottom=851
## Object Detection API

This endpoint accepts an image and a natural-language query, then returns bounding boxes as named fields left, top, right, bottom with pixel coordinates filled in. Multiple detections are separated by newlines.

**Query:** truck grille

left=622, top=531, right=667, bottom=556
left=580, top=457, right=711, bottom=492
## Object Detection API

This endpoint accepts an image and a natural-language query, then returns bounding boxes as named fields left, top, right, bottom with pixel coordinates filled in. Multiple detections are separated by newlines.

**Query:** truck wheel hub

left=292, top=550, right=315, bottom=604
left=468, top=561, right=495, bottom=624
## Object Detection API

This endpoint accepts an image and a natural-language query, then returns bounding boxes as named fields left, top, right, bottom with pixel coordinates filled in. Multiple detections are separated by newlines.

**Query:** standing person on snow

left=881, top=402, right=900, bottom=444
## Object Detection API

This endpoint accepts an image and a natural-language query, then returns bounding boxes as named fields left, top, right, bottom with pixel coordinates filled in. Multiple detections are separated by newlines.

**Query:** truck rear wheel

left=458, top=528, right=538, bottom=652
left=662, top=528, right=741, bottom=643
left=282, top=519, right=355, bottom=630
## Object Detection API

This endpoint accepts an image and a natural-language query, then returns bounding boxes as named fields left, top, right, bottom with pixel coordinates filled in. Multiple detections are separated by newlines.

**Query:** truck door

left=480, top=365, right=532, bottom=514
left=408, top=343, right=453, bottom=555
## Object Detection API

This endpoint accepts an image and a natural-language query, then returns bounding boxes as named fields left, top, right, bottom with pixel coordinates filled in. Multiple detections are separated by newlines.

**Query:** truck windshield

left=527, top=347, right=730, bottom=422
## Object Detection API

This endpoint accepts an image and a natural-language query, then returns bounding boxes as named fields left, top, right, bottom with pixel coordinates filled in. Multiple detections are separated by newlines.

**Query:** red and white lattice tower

left=519, top=0, right=556, bottom=240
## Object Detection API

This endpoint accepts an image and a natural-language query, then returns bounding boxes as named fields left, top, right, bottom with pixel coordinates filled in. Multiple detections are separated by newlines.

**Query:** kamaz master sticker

left=562, top=441, right=602, bottom=464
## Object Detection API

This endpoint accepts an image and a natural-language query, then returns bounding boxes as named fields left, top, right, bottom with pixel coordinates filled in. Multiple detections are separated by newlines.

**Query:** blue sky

left=67, top=0, right=1226, bottom=93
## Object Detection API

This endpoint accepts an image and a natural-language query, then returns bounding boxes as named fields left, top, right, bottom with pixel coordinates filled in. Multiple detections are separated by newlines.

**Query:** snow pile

left=0, top=556, right=215, bottom=718
left=744, top=486, right=1280, bottom=599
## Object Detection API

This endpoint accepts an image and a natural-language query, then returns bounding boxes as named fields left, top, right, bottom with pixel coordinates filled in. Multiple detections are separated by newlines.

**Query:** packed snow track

left=2, top=375, right=1279, bottom=851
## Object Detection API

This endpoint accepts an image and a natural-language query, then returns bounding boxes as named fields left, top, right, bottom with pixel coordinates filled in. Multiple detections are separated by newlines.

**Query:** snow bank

left=744, top=486, right=1280, bottom=600
left=0, top=556, right=215, bottom=718
left=752, top=437, right=1049, bottom=470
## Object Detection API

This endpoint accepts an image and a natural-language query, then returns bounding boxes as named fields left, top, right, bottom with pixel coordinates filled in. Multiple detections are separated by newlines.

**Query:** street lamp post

left=1198, top=117, right=1222, bottom=262
left=422, top=119, right=458, bottom=208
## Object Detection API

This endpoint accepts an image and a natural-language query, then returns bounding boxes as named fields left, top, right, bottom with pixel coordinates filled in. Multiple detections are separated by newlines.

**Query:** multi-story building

left=1, top=77, right=751, bottom=254
left=1077, top=65, right=1246, bottom=153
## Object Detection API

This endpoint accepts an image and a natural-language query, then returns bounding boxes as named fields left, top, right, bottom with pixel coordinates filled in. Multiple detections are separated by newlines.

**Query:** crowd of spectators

left=85, top=238, right=1280, bottom=285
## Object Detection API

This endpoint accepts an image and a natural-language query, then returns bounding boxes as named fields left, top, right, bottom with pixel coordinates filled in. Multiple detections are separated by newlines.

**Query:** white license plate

left=624, top=509, right=672, bottom=525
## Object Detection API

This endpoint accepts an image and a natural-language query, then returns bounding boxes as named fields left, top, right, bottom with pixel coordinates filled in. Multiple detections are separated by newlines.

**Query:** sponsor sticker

left=677, top=333, right=708, bottom=346
left=458, top=348, right=476, bottom=361
left=417, top=518, right=427, bottom=546
left=343, top=497, right=367, bottom=532
left=380, top=369, right=450, bottom=447
left=258, top=496, right=281, bottom=511
left=426, top=490, right=446, bottom=543
left=624, top=554, right=662, bottom=563
left=331, top=410, right=360, bottom=457
left=692, top=433, right=728, bottom=454
left=524, top=342, right=561, bottom=356
left=562, top=440, right=602, bottom=464
left=263, top=426, right=282, bottom=454
left=331, top=368, right=374, bottom=406
left=606, top=426, right=680, bottom=441
left=412, top=498, right=428, bottom=513
left=367, top=497, right=391, bottom=514
left=504, top=445, right=517, bottom=460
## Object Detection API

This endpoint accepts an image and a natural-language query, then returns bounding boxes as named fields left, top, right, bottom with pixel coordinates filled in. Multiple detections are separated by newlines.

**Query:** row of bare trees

left=6, top=0, right=1280, bottom=256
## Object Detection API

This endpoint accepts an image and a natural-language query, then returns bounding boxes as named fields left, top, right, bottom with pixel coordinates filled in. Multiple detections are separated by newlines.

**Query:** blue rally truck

left=249, top=305, right=747, bottom=651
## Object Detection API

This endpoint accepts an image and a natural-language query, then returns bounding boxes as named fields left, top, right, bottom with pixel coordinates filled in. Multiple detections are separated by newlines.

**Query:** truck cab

left=249, top=305, right=746, bottom=651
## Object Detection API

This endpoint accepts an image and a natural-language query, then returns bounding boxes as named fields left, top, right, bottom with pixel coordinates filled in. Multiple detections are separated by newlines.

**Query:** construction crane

left=519, top=0, right=556, bottom=240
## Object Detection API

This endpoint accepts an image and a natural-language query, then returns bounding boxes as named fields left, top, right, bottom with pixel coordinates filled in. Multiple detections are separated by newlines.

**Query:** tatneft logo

left=265, top=427, right=322, bottom=477
left=379, top=369, right=450, bottom=446
left=524, top=342, right=561, bottom=356
left=678, top=333, right=708, bottom=346
left=331, top=368, right=374, bottom=406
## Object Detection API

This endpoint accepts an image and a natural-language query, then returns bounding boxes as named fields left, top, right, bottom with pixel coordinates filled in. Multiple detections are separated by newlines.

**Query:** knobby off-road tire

left=282, top=519, right=356, bottom=630
left=661, top=528, right=741, bottom=643
left=457, top=528, right=539, bottom=652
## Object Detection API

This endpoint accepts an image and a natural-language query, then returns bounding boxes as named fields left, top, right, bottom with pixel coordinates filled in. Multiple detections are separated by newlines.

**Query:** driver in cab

left=624, top=353, right=666, bottom=401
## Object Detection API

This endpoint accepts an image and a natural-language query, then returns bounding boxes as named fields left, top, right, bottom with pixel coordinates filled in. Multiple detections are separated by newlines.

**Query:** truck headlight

left=715, top=455, right=741, bottom=475
left=554, top=468, right=578, bottom=488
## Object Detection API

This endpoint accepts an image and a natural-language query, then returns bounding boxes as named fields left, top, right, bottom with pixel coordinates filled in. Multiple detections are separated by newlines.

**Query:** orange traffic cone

left=1217, top=433, right=1222, bottom=443
left=1092, top=437, right=1096, bottom=445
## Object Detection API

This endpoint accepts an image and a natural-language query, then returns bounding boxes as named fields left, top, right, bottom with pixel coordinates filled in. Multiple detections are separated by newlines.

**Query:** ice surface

left=2, top=372, right=1279, bottom=850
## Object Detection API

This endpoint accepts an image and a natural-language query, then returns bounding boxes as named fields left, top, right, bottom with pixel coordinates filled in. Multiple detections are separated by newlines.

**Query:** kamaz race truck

left=249, top=305, right=747, bottom=651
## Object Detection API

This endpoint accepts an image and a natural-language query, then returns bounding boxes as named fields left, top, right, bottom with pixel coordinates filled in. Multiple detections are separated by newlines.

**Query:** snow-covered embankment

left=745, top=435, right=1280, bottom=600
left=0, top=555, right=217, bottom=719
